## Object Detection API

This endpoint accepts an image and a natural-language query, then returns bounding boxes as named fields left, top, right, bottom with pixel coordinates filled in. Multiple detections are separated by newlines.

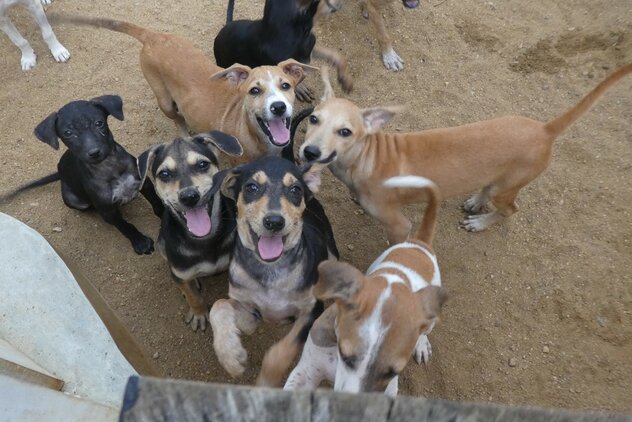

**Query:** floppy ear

left=34, top=112, right=60, bottom=150
left=299, top=162, right=324, bottom=194
left=278, top=59, right=319, bottom=85
left=416, top=286, right=448, bottom=334
left=320, top=66, right=335, bottom=102
left=210, top=64, right=252, bottom=86
left=137, top=144, right=164, bottom=186
left=220, top=167, right=243, bottom=200
left=313, top=260, right=364, bottom=305
left=191, top=131, right=243, bottom=157
left=207, top=169, right=230, bottom=198
left=90, top=95, right=124, bottom=121
left=360, top=106, right=401, bottom=134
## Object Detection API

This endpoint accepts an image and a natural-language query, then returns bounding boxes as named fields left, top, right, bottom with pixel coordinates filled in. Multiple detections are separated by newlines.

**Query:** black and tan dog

left=209, top=156, right=338, bottom=386
left=138, top=131, right=243, bottom=331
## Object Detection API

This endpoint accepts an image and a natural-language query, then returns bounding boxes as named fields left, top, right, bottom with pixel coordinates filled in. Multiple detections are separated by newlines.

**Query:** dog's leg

left=98, top=206, right=154, bottom=254
left=141, top=66, right=189, bottom=134
left=385, top=376, right=399, bottom=396
left=295, top=85, right=315, bottom=103
left=174, top=277, right=208, bottom=331
left=413, top=334, right=432, bottom=365
left=60, top=181, right=91, bottom=210
left=0, top=14, right=37, bottom=70
left=462, top=187, right=519, bottom=232
left=365, top=0, right=404, bottom=71
left=284, top=335, right=337, bottom=390
left=27, top=0, right=69, bottom=63
left=367, top=202, right=412, bottom=244
left=312, top=46, right=353, bottom=93
left=463, top=185, right=493, bottom=214
left=209, top=299, right=259, bottom=377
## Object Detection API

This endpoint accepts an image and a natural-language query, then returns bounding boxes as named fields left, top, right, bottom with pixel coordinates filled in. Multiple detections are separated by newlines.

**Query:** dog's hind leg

left=142, top=66, right=189, bottom=135
left=462, top=187, right=520, bottom=232
left=0, top=14, right=37, bottom=70
left=27, top=0, right=69, bottom=63
left=284, top=335, right=337, bottom=390
left=209, top=299, right=259, bottom=378
left=60, top=181, right=90, bottom=210
left=175, top=277, right=208, bottom=331
left=369, top=203, right=412, bottom=244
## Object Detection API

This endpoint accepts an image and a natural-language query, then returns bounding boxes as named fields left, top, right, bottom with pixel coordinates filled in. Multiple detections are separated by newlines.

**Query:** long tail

left=283, top=107, right=314, bottom=162
left=226, top=0, right=235, bottom=24
left=0, top=173, right=61, bottom=203
left=545, top=62, right=632, bottom=137
left=48, top=14, right=151, bottom=43
left=383, top=176, right=441, bottom=246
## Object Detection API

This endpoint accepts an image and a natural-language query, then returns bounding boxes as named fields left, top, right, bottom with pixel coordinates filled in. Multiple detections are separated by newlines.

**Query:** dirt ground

left=1, top=0, right=631, bottom=414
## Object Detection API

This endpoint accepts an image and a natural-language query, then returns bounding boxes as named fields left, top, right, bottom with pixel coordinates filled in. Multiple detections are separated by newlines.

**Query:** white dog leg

left=285, top=335, right=337, bottom=390
left=0, top=15, right=37, bottom=70
left=28, top=0, right=69, bottom=63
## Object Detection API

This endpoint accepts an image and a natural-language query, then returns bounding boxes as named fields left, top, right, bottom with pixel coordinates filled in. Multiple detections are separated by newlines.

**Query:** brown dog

left=361, top=0, right=420, bottom=71
left=299, top=64, right=632, bottom=243
left=51, top=15, right=317, bottom=165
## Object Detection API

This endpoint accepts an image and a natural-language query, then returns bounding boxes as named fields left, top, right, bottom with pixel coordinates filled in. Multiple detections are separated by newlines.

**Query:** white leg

left=0, top=15, right=37, bottom=70
left=284, top=335, right=337, bottom=390
left=413, top=334, right=432, bottom=365
left=384, top=376, right=398, bottom=396
left=28, top=1, right=70, bottom=63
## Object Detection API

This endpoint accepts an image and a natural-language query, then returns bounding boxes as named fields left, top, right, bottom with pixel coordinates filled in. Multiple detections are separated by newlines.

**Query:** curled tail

left=48, top=14, right=150, bottom=43
left=383, top=176, right=441, bottom=246
left=283, top=106, right=314, bottom=162
left=226, top=0, right=235, bottom=24
left=545, top=62, right=632, bottom=137
left=0, top=173, right=61, bottom=203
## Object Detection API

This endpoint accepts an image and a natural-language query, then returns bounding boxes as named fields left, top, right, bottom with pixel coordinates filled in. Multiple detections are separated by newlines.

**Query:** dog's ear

left=360, top=106, right=401, bottom=134
left=208, top=169, right=230, bottom=198
left=34, top=112, right=60, bottom=150
left=299, top=162, right=324, bottom=194
left=313, top=260, right=364, bottom=305
left=137, top=144, right=164, bottom=185
left=90, top=95, right=124, bottom=121
left=320, top=66, right=335, bottom=102
left=210, top=64, right=252, bottom=86
left=191, top=131, right=243, bottom=157
left=416, top=286, right=448, bottom=334
left=278, top=59, right=319, bottom=85
left=220, top=167, right=243, bottom=200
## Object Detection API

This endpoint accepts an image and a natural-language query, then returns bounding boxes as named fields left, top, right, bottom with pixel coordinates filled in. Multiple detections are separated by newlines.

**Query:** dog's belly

left=230, top=284, right=314, bottom=323
left=111, top=173, right=141, bottom=205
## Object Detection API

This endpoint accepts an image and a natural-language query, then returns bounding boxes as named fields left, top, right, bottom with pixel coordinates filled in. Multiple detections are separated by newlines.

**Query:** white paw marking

left=214, top=330, right=248, bottom=377
left=186, top=309, right=208, bottom=331
left=50, top=43, right=70, bottom=62
left=21, top=51, right=37, bottom=71
left=461, top=212, right=501, bottom=232
left=383, top=49, right=404, bottom=71
left=463, top=194, right=486, bottom=214
left=414, top=334, right=432, bottom=365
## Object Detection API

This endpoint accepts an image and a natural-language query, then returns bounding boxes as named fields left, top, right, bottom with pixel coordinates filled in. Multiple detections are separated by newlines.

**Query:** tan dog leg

left=175, top=278, right=208, bottom=331
left=256, top=311, right=314, bottom=387
left=369, top=203, right=412, bottom=244
left=141, top=66, right=189, bottom=135
left=312, top=46, right=353, bottom=92
left=209, top=298, right=259, bottom=377
left=462, top=187, right=520, bottom=232
left=365, top=0, right=404, bottom=71
left=463, top=185, right=493, bottom=214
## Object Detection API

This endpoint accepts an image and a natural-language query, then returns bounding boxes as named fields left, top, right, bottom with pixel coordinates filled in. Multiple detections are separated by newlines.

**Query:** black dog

left=138, top=132, right=243, bottom=331
left=1, top=95, right=162, bottom=254
left=209, top=155, right=338, bottom=386
left=213, top=0, right=352, bottom=101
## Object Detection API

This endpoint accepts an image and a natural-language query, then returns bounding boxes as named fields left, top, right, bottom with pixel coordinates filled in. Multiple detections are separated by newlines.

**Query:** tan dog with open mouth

left=285, top=175, right=446, bottom=395
left=299, top=64, right=632, bottom=243
left=50, top=14, right=317, bottom=165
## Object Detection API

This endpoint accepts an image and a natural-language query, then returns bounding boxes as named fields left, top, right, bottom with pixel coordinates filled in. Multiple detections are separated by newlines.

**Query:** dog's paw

left=40, top=0, right=53, bottom=5
left=383, top=49, right=404, bottom=71
left=132, top=235, right=154, bottom=255
left=21, top=52, right=37, bottom=71
left=214, top=334, right=248, bottom=377
left=50, top=43, right=70, bottom=63
left=295, top=84, right=315, bottom=103
left=186, top=308, right=208, bottom=331
left=463, top=195, right=485, bottom=214
left=338, top=72, right=354, bottom=93
left=461, top=212, right=501, bottom=232
left=413, top=334, right=432, bottom=365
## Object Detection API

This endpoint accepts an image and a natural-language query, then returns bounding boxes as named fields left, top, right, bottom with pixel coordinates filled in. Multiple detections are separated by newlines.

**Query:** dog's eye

left=196, top=161, right=210, bottom=171
left=249, top=87, right=261, bottom=96
left=158, top=170, right=173, bottom=182
left=245, top=183, right=260, bottom=194
left=338, top=128, right=352, bottom=137
left=281, top=82, right=291, bottom=90
left=289, top=185, right=302, bottom=196
left=63, top=130, right=73, bottom=137
left=309, top=115, right=319, bottom=125
left=94, top=120, right=104, bottom=128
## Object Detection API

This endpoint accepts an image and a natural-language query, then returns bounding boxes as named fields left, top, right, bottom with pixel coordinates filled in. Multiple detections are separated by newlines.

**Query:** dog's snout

left=179, top=189, right=201, bottom=207
left=270, top=101, right=287, bottom=117
left=87, top=148, right=102, bottom=159
left=263, top=214, right=285, bottom=232
left=303, top=146, right=322, bottom=162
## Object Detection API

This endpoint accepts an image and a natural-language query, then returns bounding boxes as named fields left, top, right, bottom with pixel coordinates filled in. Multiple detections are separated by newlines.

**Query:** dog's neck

left=329, top=131, right=391, bottom=189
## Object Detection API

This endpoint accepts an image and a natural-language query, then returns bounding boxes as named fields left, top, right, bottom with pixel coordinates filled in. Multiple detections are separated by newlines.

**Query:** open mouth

left=181, top=205, right=212, bottom=237
left=250, top=227, right=286, bottom=262
left=257, top=117, right=291, bottom=147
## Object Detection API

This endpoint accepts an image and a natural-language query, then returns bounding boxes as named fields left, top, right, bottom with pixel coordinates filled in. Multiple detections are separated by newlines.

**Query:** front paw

left=295, top=84, right=315, bottom=103
left=214, top=332, right=248, bottom=377
left=382, top=49, right=404, bottom=71
left=186, top=308, right=208, bottom=331
left=132, top=235, right=154, bottom=255
left=50, top=43, right=70, bottom=63
left=413, top=334, right=432, bottom=365
left=21, top=52, right=37, bottom=71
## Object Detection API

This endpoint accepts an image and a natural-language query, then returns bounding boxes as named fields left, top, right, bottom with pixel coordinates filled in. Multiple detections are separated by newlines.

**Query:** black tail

left=226, top=0, right=235, bottom=23
left=283, top=107, right=315, bottom=163
left=0, top=173, right=61, bottom=203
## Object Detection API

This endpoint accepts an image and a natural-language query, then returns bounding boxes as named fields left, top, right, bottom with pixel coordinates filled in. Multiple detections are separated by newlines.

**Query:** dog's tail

left=0, top=173, right=61, bottom=204
left=383, top=176, right=440, bottom=246
left=49, top=14, right=151, bottom=43
left=545, top=62, right=632, bottom=137
left=226, top=0, right=235, bottom=23
left=283, top=107, right=315, bottom=162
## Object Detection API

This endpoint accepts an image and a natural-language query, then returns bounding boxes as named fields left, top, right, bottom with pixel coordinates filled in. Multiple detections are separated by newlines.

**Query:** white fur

left=382, top=48, right=404, bottom=71
left=383, top=175, right=435, bottom=189
left=263, top=70, right=293, bottom=120
left=284, top=336, right=337, bottom=390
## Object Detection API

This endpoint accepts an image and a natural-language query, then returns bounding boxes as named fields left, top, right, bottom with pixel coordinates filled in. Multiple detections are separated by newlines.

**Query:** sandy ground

left=1, top=0, right=631, bottom=414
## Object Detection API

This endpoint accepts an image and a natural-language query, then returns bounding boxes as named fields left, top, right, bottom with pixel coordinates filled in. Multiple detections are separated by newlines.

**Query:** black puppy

left=138, top=132, right=243, bottom=331
left=213, top=0, right=351, bottom=101
left=1, top=95, right=162, bottom=254
left=209, top=156, right=338, bottom=386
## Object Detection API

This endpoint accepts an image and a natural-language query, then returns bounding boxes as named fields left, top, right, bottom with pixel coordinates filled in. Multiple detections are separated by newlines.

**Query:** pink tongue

left=258, top=235, right=284, bottom=260
left=184, top=207, right=211, bottom=237
left=268, top=118, right=290, bottom=145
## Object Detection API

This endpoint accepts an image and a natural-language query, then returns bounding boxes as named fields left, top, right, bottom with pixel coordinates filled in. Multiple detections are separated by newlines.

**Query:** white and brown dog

left=1, top=0, right=69, bottom=70
left=299, top=64, right=632, bottom=243
left=285, top=175, right=446, bottom=395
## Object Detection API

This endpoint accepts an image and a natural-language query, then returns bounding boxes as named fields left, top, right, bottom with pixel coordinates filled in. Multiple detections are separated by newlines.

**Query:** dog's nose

left=302, top=146, right=322, bottom=162
left=270, top=101, right=287, bottom=117
left=263, top=214, right=285, bottom=232
left=87, top=148, right=102, bottom=159
left=179, top=189, right=201, bottom=207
